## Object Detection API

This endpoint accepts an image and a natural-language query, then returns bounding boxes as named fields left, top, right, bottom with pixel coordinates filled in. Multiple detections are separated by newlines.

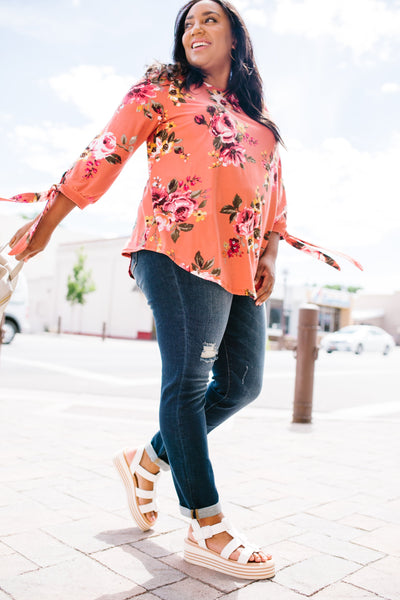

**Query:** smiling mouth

left=191, top=41, right=211, bottom=49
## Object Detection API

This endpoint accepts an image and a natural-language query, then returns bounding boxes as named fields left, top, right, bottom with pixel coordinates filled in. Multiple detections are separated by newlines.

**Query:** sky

left=1, top=0, right=400, bottom=294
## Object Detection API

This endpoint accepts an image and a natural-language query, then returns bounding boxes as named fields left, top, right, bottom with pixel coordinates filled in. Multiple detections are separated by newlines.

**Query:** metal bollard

left=292, top=304, right=319, bottom=423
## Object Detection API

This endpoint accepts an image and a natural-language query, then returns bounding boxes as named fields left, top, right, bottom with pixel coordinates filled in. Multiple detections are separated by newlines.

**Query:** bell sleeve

left=271, top=155, right=287, bottom=238
left=267, top=149, right=363, bottom=272
left=1, top=74, right=167, bottom=209
left=57, top=77, right=166, bottom=209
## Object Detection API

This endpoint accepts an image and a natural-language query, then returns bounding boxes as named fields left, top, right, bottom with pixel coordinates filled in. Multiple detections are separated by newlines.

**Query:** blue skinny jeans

left=131, top=250, right=265, bottom=519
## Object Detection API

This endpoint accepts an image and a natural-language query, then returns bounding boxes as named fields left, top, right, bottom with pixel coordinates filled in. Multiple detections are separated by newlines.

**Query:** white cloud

left=11, top=65, right=137, bottom=177
left=242, top=8, right=268, bottom=26
left=272, top=0, right=400, bottom=60
left=9, top=66, right=147, bottom=224
left=282, top=134, right=400, bottom=247
left=49, top=65, right=135, bottom=127
left=381, top=82, right=400, bottom=94
left=230, top=0, right=263, bottom=9
left=12, top=122, right=96, bottom=175
left=0, top=4, right=100, bottom=43
left=230, top=0, right=268, bottom=26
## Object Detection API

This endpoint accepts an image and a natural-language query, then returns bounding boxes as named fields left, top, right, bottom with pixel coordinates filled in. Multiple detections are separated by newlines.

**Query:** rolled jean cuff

left=180, top=501, right=222, bottom=519
left=145, top=442, right=170, bottom=472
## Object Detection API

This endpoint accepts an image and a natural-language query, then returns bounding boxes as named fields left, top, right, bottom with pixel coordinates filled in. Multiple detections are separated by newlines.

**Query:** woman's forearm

left=40, top=192, right=77, bottom=228
left=9, top=192, right=77, bottom=260
left=263, top=231, right=280, bottom=260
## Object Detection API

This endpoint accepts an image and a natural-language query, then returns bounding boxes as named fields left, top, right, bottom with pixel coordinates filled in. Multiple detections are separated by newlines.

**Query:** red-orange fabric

left=1, top=69, right=362, bottom=294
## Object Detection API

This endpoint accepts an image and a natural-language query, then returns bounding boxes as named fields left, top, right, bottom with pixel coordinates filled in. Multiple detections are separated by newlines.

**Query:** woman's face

left=182, top=0, right=235, bottom=86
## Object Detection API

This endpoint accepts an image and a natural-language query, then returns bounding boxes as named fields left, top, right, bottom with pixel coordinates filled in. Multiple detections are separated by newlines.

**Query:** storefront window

left=269, top=306, right=281, bottom=328
left=268, top=301, right=290, bottom=334
left=319, top=307, right=340, bottom=332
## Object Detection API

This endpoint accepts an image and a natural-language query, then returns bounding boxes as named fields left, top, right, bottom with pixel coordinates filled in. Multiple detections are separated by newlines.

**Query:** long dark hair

left=173, top=0, right=283, bottom=145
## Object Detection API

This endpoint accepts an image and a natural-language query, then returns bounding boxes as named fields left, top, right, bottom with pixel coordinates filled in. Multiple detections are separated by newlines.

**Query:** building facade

left=352, top=291, right=400, bottom=344
left=53, top=238, right=153, bottom=339
left=5, top=211, right=396, bottom=345
left=266, top=284, right=353, bottom=340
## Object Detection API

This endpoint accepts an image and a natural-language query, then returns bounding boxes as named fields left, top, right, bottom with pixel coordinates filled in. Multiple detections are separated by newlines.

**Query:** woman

left=4, top=0, right=361, bottom=580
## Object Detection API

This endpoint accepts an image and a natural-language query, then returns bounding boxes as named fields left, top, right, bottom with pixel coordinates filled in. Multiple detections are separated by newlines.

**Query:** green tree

left=323, top=284, right=363, bottom=294
left=66, top=248, right=96, bottom=306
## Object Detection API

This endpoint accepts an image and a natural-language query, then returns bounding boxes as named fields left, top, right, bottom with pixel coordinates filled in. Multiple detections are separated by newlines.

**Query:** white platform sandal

left=113, top=447, right=160, bottom=531
left=184, top=517, right=275, bottom=579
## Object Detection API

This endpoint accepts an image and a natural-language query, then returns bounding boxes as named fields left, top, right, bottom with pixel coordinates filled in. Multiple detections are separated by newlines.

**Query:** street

left=1, top=332, right=399, bottom=420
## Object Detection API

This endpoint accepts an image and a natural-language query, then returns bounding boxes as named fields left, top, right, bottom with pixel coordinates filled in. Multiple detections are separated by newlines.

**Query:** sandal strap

left=136, top=488, right=155, bottom=500
left=220, top=537, right=242, bottom=560
left=220, top=531, right=259, bottom=563
left=238, top=544, right=259, bottom=564
left=191, top=517, right=261, bottom=563
left=128, top=447, right=160, bottom=483
left=191, top=518, right=229, bottom=543
left=139, top=500, right=158, bottom=513
left=133, top=464, right=160, bottom=483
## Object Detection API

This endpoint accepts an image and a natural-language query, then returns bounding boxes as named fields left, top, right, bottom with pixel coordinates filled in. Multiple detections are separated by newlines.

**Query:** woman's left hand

left=254, top=252, right=276, bottom=306
left=254, top=231, right=280, bottom=306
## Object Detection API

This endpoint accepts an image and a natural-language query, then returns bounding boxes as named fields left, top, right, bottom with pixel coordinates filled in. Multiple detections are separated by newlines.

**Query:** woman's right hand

left=9, top=218, right=36, bottom=250
left=9, top=191, right=76, bottom=261
left=9, top=215, right=53, bottom=261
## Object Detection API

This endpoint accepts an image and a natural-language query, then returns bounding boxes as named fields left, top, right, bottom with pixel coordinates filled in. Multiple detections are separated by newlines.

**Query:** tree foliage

left=66, top=248, right=96, bottom=306
left=323, top=284, right=362, bottom=294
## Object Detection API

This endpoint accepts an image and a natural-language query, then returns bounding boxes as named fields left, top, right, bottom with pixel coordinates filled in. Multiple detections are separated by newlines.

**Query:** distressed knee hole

left=200, top=342, right=218, bottom=363
left=241, top=365, right=249, bottom=384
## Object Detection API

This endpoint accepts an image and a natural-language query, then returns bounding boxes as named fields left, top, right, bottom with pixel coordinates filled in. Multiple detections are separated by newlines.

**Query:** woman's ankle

left=125, top=448, right=160, bottom=474
left=197, top=512, right=224, bottom=527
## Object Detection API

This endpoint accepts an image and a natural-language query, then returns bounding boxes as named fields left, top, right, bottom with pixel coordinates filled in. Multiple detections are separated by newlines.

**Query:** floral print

left=90, top=132, right=117, bottom=160
left=148, top=125, right=189, bottom=163
left=235, top=206, right=260, bottom=238
left=220, top=188, right=264, bottom=260
left=88, top=132, right=137, bottom=165
left=121, top=81, right=162, bottom=121
left=194, top=88, right=256, bottom=169
left=1, top=65, right=363, bottom=295
left=168, top=79, right=191, bottom=106
left=145, top=175, right=207, bottom=245
left=210, top=112, right=237, bottom=144
left=122, top=82, right=158, bottom=105
left=191, top=250, right=221, bottom=281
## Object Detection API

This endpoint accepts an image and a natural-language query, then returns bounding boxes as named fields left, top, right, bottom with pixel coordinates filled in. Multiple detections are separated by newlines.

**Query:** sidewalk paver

left=91, top=545, right=185, bottom=590
left=352, top=525, right=400, bottom=556
left=0, top=552, right=38, bottom=579
left=344, top=556, right=400, bottom=600
left=1, top=338, right=399, bottom=599
left=312, top=581, right=386, bottom=598
left=151, top=577, right=221, bottom=600
left=275, top=554, right=360, bottom=596
left=0, top=554, right=146, bottom=600
left=292, top=532, right=384, bottom=565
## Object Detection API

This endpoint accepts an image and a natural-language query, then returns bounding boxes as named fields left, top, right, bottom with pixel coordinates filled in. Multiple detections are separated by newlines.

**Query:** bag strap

left=0, top=243, right=24, bottom=280
left=10, top=260, right=24, bottom=280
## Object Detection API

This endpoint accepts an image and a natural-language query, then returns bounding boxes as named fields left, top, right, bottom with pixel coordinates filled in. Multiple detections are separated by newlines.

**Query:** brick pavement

left=0, top=363, right=399, bottom=598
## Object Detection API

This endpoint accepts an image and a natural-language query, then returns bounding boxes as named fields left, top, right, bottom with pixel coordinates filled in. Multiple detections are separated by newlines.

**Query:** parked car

left=1, top=273, right=30, bottom=344
left=321, top=325, right=395, bottom=355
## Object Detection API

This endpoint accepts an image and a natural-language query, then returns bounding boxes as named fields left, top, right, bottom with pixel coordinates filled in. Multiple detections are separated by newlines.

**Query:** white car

left=321, top=325, right=395, bottom=355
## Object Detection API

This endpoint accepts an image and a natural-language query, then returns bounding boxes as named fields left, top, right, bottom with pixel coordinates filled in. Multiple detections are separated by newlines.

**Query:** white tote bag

left=0, top=243, right=23, bottom=321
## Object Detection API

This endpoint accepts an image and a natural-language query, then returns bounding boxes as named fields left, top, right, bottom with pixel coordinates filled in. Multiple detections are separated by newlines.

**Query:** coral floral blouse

left=1, top=67, right=362, bottom=297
